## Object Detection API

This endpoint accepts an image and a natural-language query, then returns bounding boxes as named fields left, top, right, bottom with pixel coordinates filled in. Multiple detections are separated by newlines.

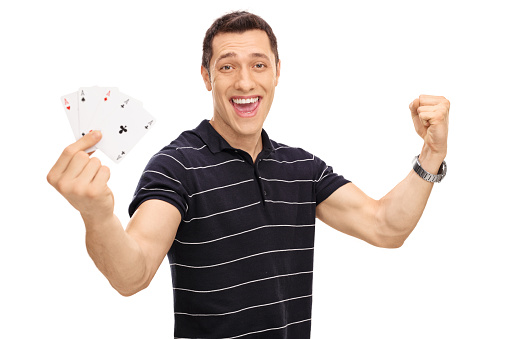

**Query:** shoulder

left=158, top=126, right=206, bottom=154
left=262, top=139, right=323, bottom=180
left=148, top=127, right=209, bottom=166
left=266, top=138, right=341, bottom=182
left=268, top=139, right=315, bottom=162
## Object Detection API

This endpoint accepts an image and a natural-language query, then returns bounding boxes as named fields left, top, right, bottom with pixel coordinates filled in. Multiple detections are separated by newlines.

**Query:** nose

left=234, top=67, right=255, bottom=92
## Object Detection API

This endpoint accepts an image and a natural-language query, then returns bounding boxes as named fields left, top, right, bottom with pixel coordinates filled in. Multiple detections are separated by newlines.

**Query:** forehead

left=211, top=30, right=274, bottom=62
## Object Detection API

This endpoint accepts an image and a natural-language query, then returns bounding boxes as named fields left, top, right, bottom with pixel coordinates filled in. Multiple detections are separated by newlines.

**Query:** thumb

left=76, top=130, right=102, bottom=152
left=409, top=98, right=426, bottom=138
left=409, top=98, right=420, bottom=117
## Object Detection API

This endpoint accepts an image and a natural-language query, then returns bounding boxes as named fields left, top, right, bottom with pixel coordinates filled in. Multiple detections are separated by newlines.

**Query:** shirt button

left=264, top=190, right=267, bottom=196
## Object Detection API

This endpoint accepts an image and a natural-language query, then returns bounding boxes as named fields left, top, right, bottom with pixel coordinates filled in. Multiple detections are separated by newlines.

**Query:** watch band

left=412, top=155, right=447, bottom=183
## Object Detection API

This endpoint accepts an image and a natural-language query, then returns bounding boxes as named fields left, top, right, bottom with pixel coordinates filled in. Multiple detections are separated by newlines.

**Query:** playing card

left=88, top=87, right=129, bottom=130
left=77, top=86, right=118, bottom=138
left=60, top=91, right=80, bottom=140
left=90, top=91, right=156, bottom=163
left=60, top=86, right=155, bottom=163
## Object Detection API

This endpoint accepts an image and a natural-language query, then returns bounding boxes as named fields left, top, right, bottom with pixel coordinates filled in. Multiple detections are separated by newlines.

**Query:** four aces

left=60, top=86, right=156, bottom=163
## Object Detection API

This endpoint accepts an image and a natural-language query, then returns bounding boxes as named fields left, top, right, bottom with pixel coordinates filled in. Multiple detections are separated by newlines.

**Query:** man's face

left=201, top=29, right=281, bottom=142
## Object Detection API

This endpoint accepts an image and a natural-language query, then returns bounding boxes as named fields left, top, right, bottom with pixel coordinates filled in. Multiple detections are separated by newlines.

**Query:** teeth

left=232, top=97, right=259, bottom=104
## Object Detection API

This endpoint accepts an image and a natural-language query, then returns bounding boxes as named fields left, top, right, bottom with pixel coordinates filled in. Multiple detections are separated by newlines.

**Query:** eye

left=220, top=65, right=233, bottom=71
left=254, top=63, right=266, bottom=69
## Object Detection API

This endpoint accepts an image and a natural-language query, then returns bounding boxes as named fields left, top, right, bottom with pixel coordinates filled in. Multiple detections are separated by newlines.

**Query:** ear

left=201, top=65, right=212, bottom=91
left=275, top=59, right=281, bottom=86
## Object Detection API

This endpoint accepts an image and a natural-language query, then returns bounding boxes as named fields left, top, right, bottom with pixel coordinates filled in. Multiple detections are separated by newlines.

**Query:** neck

left=209, top=118, right=263, bottom=162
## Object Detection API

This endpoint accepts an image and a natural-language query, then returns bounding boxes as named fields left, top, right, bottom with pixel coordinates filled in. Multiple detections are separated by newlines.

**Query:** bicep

left=126, top=199, right=181, bottom=282
left=316, top=182, right=384, bottom=247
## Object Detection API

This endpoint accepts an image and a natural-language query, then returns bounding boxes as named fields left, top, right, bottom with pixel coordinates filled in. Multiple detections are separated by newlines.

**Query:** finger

left=420, top=104, right=449, bottom=123
left=49, top=131, right=102, bottom=179
left=78, top=157, right=102, bottom=184
left=418, top=94, right=449, bottom=107
left=416, top=108, right=435, bottom=127
left=61, top=151, right=92, bottom=180
left=91, top=165, right=111, bottom=186
left=417, top=105, right=433, bottom=117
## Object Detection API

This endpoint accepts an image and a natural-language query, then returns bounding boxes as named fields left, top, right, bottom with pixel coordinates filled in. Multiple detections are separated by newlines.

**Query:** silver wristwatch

left=412, top=155, right=447, bottom=183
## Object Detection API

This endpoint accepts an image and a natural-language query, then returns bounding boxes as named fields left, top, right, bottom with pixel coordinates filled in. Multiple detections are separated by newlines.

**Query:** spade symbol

left=81, top=97, right=85, bottom=102
left=119, top=125, right=127, bottom=134
left=121, top=104, right=124, bottom=108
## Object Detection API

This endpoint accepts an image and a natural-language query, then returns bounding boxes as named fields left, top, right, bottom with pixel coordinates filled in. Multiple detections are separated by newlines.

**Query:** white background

left=1, top=0, right=508, bottom=338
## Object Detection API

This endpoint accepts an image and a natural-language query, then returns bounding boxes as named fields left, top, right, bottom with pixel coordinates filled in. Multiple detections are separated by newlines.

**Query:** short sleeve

left=128, top=152, right=189, bottom=219
left=314, top=155, right=351, bottom=205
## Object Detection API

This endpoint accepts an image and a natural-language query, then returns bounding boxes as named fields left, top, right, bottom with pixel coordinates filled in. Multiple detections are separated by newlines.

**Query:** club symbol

left=119, top=125, right=127, bottom=134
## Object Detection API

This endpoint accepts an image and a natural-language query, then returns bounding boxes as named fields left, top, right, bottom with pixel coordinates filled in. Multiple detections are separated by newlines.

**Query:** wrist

left=82, top=212, right=118, bottom=234
left=412, top=151, right=447, bottom=184
left=419, top=145, right=446, bottom=174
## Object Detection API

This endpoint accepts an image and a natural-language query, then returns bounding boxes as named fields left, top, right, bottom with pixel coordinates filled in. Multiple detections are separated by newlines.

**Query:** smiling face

left=201, top=29, right=281, bottom=146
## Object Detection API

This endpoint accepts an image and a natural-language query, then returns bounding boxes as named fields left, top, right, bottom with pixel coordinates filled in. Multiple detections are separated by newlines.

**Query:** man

left=47, top=11, right=449, bottom=338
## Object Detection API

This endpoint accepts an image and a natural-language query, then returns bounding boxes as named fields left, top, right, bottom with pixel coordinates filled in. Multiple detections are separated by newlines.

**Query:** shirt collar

left=193, top=119, right=274, bottom=155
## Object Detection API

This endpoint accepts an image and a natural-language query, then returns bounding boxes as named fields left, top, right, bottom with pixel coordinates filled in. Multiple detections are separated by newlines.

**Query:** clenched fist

left=47, top=131, right=114, bottom=224
left=409, top=95, right=450, bottom=158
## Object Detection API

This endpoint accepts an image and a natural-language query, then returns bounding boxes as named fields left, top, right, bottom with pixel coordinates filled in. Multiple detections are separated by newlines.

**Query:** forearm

left=379, top=146, right=445, bottom=244
left=83, top=213, right=148, bottom=296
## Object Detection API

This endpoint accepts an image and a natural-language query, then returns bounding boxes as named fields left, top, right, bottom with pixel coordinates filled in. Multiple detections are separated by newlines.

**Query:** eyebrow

left=216, top=52, right=271, bottom=64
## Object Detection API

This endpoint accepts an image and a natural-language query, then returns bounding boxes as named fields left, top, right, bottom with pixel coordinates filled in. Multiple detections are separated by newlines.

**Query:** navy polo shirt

left=129, top=120, right=350, bottom=338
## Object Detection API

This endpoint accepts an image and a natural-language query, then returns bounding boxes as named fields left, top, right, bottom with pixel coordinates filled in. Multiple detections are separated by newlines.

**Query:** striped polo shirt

left=129, top=120, right=350, bottom=338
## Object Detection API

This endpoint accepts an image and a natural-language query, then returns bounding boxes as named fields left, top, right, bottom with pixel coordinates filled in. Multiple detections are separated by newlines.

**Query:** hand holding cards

left=61, top=86, right=156, bottom=163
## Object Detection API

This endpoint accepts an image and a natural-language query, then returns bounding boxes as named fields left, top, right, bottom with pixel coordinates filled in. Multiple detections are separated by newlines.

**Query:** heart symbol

left=66, top=106, right=71, bottom=110
left=104, top=97, right=108, bottom=101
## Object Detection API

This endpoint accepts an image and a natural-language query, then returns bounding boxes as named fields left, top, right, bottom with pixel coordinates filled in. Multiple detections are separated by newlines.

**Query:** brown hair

left=202, top=11, right=279, bottom=76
